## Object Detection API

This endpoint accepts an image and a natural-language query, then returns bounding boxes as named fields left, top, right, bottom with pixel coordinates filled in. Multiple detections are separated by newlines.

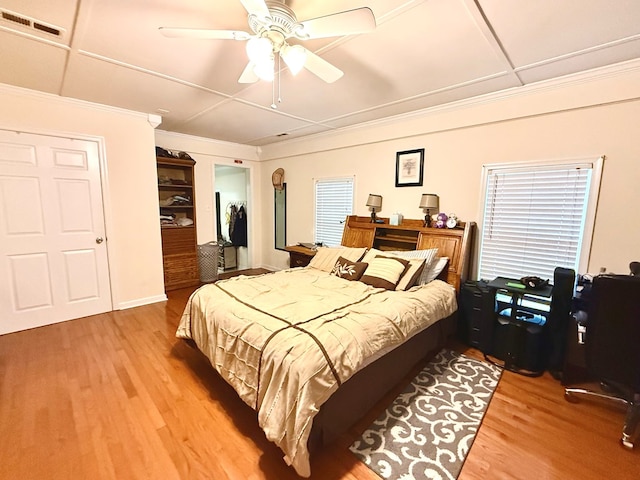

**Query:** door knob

left=96, top=237, right=104, bottom=244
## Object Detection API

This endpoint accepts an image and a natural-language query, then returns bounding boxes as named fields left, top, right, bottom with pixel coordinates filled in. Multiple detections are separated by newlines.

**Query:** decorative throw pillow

left=395, top=258, right=427, bottom=291
left=361, top=248, right=384, bottom=264
left=331, top=256, right=368, bottom=281
left=360, top=256, right=410, bottom=290
left=377, top=248, right=439, bottom=285
left=421, top=256, right=449, bottom=284
left=308, top=247, right=367, bottom=272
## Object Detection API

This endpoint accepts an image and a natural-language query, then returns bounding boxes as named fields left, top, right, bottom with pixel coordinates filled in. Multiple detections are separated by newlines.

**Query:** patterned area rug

left=350, top=349, right=502, bottom=480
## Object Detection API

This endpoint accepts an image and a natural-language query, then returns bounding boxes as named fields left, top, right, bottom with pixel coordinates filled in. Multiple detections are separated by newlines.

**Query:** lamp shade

left=366, top=194, right=382, bottom=208
left=419, top=193, right=439, bottom=210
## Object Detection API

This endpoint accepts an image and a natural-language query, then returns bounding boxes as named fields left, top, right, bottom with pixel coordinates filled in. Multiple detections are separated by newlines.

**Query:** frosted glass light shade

left=246, top=37, right=272, bottom=63
left=253, top=57, right=274, bottom=81
left=281, top=44, right=307, bottom=75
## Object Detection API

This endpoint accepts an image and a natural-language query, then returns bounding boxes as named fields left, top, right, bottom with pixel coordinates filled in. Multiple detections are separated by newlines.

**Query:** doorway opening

left=215, top=165, right=250, bottom=274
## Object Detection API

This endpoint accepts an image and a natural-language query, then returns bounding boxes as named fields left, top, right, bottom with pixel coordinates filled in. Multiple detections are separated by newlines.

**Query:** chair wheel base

left=564, top=391, right=580, bottom=403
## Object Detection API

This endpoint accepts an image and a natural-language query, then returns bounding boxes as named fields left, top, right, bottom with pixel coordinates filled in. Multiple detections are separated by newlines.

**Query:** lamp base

left=370, top=211, right=377, bottom=223
left=424, top=210, right=432, bottom=227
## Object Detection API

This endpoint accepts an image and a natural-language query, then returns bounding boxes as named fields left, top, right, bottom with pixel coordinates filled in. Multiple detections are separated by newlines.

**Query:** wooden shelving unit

left=373, top=227, right=420, bottom=250
left=157, top=156, right=200, bottom=291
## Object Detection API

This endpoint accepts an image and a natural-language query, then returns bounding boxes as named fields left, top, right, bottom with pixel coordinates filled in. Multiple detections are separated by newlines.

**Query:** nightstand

left=284, top=245, right=316, bottom=268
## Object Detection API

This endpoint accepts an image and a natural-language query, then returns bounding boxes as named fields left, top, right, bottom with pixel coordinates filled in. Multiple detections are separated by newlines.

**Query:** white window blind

left=314, top=177, right=354, bottom=246
left=478, top=160, right=601, bottom=282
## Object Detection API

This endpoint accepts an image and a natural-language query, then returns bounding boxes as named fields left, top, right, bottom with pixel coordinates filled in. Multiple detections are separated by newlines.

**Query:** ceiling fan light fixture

left=281, top=44, right=306, bottom=75
left=253, top=56, right=275, bottom=81
left=246, top=36, right=272, bottom=63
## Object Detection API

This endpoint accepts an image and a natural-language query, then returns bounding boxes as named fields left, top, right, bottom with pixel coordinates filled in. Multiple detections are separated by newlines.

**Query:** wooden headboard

left=341, top=215, right=476, bottom=292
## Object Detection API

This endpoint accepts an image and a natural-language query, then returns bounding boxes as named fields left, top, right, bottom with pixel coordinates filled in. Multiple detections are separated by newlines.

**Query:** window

left=314, top=177, right=354, bottom=247
left=478, top=157, right=603, bottom=282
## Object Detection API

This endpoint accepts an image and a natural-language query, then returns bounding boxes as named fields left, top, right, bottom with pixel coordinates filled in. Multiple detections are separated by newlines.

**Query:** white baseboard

left=116, top=294, right=167, bottom=310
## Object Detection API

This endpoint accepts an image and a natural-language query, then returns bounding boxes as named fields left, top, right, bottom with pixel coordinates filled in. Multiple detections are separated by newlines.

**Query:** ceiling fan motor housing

left=248, top=1, right=307, bottom=50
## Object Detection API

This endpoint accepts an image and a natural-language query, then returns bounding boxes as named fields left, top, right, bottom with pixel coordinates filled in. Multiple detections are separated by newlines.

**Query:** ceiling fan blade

left=159, top=27, right=251, bottom=40
left=301, top=48, right=343, bottom=83
left=297, top=7, right=375, bottom=39
left=240, top=0, right=270, bottom=19
left=238, top=62, right=259, bottom=83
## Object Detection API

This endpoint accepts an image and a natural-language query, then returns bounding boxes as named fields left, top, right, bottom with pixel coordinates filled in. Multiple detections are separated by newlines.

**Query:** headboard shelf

left=341, top=215, right=475, bottom=291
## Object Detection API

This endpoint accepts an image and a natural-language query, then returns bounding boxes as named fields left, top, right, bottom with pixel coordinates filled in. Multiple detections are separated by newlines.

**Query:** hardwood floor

left=1, top=281, right=638, bottom=479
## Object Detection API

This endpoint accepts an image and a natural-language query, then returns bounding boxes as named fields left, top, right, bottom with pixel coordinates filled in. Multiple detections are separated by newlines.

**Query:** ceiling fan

left=159, top=0, right=376, bottom=84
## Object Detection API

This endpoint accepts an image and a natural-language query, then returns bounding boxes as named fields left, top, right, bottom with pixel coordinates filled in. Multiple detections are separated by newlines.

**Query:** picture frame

left=395, top=148, right=424, bottom=187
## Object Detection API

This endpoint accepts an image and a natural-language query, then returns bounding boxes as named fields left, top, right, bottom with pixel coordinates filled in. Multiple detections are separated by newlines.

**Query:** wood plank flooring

left=1, top=278, right=638, bottom=479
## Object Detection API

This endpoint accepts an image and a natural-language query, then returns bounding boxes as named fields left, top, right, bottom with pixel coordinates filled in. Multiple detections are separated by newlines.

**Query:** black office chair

left=564, top=274, right=640, bottom=448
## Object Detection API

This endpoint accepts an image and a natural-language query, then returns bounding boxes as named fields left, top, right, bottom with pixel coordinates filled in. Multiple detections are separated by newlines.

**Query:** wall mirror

left=275, top=183, right=286, bottom=250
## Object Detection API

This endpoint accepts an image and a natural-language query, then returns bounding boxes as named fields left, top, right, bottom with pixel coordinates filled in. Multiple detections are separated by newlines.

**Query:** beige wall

left=258, top=66, right=640, bottom=276
left=0, top=84, right=165, bottom=309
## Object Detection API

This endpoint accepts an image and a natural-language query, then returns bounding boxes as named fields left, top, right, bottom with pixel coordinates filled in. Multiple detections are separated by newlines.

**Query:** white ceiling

left=2, top=0, right=640, bottom=146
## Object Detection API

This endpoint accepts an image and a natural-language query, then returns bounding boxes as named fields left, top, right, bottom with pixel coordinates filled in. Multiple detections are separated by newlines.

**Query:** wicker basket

left=197, top=242, right=219, bottom=282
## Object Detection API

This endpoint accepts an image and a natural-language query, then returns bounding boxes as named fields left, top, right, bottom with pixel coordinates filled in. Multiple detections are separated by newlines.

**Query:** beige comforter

left=176, top=268, right=457, bottom=477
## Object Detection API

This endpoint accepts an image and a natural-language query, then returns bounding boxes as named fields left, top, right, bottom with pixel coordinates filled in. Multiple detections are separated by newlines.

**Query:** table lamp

left=366, top=194, right=383, bottom=223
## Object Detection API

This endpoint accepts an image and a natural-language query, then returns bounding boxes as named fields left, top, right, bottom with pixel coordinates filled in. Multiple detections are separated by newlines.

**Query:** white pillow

left=421, top=256, right=449, bottom=284
left=307, top=247, right=367, bottom=272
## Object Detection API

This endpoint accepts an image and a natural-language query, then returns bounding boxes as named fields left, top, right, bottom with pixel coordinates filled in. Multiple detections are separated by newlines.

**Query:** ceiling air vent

left=2, top=11, right=30, bottom=26
left=0, top=8, right=65, bottom=39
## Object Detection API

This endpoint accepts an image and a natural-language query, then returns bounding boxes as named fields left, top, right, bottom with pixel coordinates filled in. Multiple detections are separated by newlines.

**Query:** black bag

left=520, top=276, right=549, bottom=289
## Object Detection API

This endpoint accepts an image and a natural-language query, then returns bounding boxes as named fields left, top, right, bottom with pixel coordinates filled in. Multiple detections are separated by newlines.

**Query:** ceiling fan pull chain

left=271, top=62, right=277, bottom=109
left=277, top=54, right=282, bottom=105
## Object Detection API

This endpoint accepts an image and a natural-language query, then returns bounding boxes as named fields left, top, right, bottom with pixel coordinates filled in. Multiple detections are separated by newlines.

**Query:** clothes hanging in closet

left=231, top=205, right=248, bottom=247
left=228, top=204, right=238, bottom=242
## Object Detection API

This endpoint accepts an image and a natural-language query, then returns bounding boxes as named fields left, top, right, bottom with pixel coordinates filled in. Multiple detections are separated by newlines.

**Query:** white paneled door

left=0, top=130, right=111, bottom=335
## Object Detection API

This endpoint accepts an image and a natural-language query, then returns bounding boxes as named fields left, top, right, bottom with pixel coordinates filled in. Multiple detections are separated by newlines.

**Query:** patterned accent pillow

left=308, top=247, right=367, bottom=272
left=331, top=256, right=368, bottom=281
left=361, top=248, right=384, bottom=264
left=360, top=256, right=410, bottom=290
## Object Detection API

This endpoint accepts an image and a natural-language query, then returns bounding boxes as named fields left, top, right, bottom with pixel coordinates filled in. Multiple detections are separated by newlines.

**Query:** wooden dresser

left=157, top=156, right=200, bottom=291
left=341, top=215, right=475, bottom=291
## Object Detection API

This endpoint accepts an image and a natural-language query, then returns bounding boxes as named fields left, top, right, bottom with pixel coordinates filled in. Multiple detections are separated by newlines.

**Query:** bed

left=176, top=217, right=475, bottom=477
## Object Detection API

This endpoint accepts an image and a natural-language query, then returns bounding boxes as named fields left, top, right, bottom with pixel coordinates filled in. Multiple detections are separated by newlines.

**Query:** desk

left=486, top=277, right=553, bottom=376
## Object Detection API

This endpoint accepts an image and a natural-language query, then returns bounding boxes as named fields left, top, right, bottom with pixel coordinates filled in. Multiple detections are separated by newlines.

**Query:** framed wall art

left=395, top=148, right=424, bottom=187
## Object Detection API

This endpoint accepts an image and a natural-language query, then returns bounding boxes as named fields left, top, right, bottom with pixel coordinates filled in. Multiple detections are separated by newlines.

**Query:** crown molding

left=155, top=129, right=260, bottom=161
left=260, top=58, right=640, bottom=159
